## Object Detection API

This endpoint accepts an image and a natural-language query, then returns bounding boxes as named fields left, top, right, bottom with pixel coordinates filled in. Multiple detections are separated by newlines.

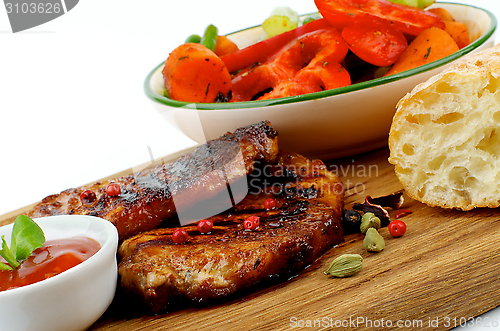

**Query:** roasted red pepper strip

left=231, top=28, right=349, bottom=101
left=342, top=20, right=407, bottom=67
left=221, top=18, right=332, bottom=73
left=314, top=0, right=445, bottom=37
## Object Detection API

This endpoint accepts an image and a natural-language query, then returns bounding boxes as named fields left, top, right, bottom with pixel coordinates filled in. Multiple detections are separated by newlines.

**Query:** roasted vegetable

left=262, top=7, right=299, bottom=39
left=388, top=0, right=435, bottom=9
left=214, top=35, right=239, bottom=57
left=314, top=0, right=444, bottom=36
left=185, top=34, right=202, bottom=44
left=163, top=43, right=231, bottom=103
left=200, top=24, right=218, bottom=52
left=221, top=18, right=331, bottom=73
left=444, top=21, right=470, bottom=49
left=341, top=20, right=408, bottom=67
left=386, top=27, right=459, bottom=76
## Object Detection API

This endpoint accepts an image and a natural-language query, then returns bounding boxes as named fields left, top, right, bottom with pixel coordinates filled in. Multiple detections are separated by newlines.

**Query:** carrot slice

left=214, top=35, right=239, bottom=57
left=163, top=43, right=231, bottom=103
left=385, top=27, right=459, bottom=76
left=426, top=7, right=455, bottom=22
left=444, top=21, right=470, bottom=49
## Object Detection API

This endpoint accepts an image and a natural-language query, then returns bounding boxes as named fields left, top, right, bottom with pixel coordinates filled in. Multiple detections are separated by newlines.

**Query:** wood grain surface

left=2, top=147, right=500, bottom=330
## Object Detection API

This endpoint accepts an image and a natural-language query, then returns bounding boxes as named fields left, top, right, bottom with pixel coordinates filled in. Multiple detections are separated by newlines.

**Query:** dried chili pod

left=352, top=199, right=391, bottom=226
left=366, top=192, right=404, bottom=210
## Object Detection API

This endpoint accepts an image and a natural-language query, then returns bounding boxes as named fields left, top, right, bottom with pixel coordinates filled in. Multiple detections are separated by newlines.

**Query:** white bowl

left=145, top=2, right=497, bottom=160
left=0, top=215, right=119, bottom=331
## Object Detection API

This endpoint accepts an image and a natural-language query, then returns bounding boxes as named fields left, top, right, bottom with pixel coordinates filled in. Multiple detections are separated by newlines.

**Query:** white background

left=1, top=1, right=499, bottom=329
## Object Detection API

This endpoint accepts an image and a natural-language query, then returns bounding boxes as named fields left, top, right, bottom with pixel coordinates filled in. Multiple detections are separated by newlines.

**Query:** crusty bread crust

left=389, top=44, right=500, bottom=210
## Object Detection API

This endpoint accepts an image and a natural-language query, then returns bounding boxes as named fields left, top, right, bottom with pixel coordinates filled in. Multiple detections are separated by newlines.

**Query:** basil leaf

left=0, top=235, right=19, bottom=269
left=11, top=215, right=45, bottom=261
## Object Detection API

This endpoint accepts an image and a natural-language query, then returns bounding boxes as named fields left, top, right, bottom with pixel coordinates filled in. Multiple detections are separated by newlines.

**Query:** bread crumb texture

left=389, top=44, right=500, bottom=210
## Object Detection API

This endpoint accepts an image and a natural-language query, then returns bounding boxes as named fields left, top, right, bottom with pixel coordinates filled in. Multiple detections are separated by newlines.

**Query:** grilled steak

left=26, top=121, right=279, bottom=239
left=118, top=150, right=344, bottom=313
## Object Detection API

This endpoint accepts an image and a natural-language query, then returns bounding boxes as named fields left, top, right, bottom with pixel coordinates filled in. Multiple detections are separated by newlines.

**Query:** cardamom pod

left=363, top=227, right=385, bottom=252
left=324, top=254, right=363, bottom=277
left=360, top=212, right=381, bottom=234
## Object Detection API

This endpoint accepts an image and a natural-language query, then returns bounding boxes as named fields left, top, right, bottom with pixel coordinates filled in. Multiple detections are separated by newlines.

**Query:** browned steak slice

left=118, top=150, right=344, bottom=313
left=26, top=121, right=279, bottom=239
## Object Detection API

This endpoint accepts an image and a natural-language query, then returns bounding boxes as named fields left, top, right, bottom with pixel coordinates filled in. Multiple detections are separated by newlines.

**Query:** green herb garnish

left=424, top=47, right=431, bottom=59
left=0, top=215, right=46, bottom=270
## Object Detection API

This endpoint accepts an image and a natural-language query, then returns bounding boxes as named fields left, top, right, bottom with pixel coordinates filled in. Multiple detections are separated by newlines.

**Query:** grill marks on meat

left=118, top=151, right=344, bottom=313
left=26, top=121, right=279, bottom=239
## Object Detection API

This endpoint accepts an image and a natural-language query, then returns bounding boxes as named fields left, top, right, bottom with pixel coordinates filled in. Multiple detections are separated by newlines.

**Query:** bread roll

left=388, top=44, right=500, bottom=210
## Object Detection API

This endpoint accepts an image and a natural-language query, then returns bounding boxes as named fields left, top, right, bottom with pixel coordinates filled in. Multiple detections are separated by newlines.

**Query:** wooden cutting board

left=2, top=147, right=500, bottom=330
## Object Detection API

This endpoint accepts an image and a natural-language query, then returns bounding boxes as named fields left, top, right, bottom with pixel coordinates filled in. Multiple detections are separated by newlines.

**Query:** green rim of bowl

left=144, top=2, right=497, bottom=110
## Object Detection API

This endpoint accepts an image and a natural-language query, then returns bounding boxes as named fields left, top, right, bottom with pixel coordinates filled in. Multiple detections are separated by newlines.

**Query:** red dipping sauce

left=0, top=236, right=101, bottom=292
